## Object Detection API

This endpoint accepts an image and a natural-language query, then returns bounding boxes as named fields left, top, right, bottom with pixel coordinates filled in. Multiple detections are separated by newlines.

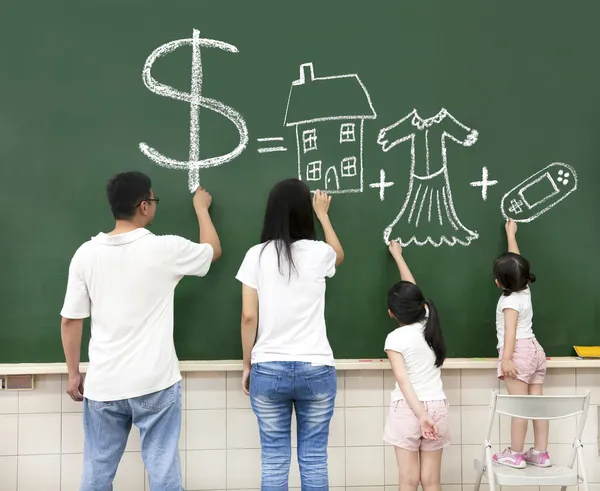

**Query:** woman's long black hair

left=260, top=178, right=316, bottom=276
left=387, top=281, right=446, bottom=367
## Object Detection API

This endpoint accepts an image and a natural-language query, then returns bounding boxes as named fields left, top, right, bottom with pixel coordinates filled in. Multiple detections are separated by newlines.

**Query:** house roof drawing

left=283, top=62, right=377, bottom=127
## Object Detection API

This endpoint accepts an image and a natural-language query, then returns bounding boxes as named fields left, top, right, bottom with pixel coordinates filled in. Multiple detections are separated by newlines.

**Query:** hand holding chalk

left=193, top=186, right=213, bottom=214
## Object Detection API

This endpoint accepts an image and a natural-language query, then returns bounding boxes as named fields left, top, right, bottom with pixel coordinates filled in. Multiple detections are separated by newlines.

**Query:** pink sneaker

left=493, top=448, right=526, bottom=469
left=523, top=448, right=552, bottom=467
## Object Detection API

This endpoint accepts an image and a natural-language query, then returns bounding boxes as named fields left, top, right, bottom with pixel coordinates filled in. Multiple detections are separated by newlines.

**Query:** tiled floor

left=0, top=368, right=597, bottom=491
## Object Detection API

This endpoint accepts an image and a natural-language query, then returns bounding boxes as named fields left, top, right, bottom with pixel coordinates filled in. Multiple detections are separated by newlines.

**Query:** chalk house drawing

left=283, top=62, right=377, bottom=194
left=501, top=162, right=577, bottom=223
left=377, top=108, right=479, bottom=247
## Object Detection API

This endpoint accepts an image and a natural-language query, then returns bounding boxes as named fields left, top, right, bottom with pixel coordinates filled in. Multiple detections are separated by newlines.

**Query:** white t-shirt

left=235, top=240, right=336, bottom=366
left=60, top=228, right=214, bottom=402
left=384, top=322, right=446, bottom=402
left=495, top=286, right=535, bottom=349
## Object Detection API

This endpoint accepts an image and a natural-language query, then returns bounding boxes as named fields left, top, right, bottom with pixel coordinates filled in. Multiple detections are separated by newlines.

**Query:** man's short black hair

left=106, top=172, right=152, bottom=220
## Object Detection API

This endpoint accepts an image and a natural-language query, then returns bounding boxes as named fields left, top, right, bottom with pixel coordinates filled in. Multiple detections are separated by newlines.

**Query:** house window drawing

left=307, top=160, right=322, bottom=181
left=283, top=62, right=377, bottom=194
left=302, top=129, right=317, bottom=153
left=340, top=123, right=356, bottom=143
left=341, top=157, right=357, bottom=177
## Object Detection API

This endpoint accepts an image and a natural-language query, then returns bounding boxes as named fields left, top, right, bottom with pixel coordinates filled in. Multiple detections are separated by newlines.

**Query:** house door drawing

left=325, top=166, right=340, bottom=191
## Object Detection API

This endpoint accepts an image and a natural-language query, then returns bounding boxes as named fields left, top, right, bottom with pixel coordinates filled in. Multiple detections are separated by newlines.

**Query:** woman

left=236, top=178, right=344, bottom=491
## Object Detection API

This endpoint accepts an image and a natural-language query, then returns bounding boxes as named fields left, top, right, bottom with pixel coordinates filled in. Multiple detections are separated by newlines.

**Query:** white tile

left=335, top=371, right=345, bottom=407
left=18, top=375, right=62, bottom=414
left=442, top=486, right=462, bottom=491
left=577, top=369, right=600, bottom=405
left=125, top=425, right=142, bottom=452
left=462, top=444, right=499, bottom=484
left=581, top=443, right=600, bottom=483
left=227, top=408, right=260, bottom=449
left=461, top=406, right=499, bottom=445
left=449, top=407, right=461, bottom=445
left=113, top=451, right=145, bottom=491
left=186, top=409, right=226, bottom=450
left=499, top=414, right=534, bottom=447
left=62, top=413, right=84, bottom=454
left=546, top=443, right=574, bottom=467
left=384, top=445, right=398, bottom=485
left=178, top=411, right=185, bottom=451
left=460, top=370, right=498, bottom=406
left=383, top=370, right=395, bottom=406
left=61, top=453, right=83, bottom=491
left=0, top=456, right=17, bottom=491
left=543, top=369, right=577, bottom=396
left=443, top=370, right=461, bottom=406
left=441, top=444, right=463, bottom=484
left=187, top=449, right=226, bottom=490
left=580, top=405, right=598, bottom=445
left=226, top=371, right=251, bottom=409
left=347, top=488, right=384, bottom=491
left=18, top=413, right=61, bottom=455
left=346, top=407, right=384, bottom=446
left=329, top=407, right=345, bottom=447
left=186, top=372, right=226, bottom=410
left=0, top=415, right=18, bottom=456
left=144, top=451, right=186, bottom=491
left=61, top=375, right=83, bottom=413
left=346, top=446, right=384, bottom=486
left=227, top=449, right=261, bottom=489
left=345, top=370, right=384, bottom=407
left=0, top=390, right=18, bottom=414
left=18, top=455, right=60, bottom=491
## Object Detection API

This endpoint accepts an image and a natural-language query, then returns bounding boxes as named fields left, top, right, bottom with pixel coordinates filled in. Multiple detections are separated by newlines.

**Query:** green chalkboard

left=1, top=1, right=598, bottom=363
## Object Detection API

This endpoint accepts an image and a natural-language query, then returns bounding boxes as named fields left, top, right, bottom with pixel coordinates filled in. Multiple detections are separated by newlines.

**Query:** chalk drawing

left=377, top=108, right=479, bottom=247
left=369, top=169, right=395, bottom=201
left=139, top=29, right=249, bottom=192
left=470, top=166, right=498, bottom=201
left=256, top=136, right=287, bottom=153
left=501, top=162, right=577, bottom=223
left=283, top=62, right=376, bottom=194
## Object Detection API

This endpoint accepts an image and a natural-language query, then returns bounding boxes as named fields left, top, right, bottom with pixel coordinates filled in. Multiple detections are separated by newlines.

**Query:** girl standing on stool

left=492, top=219, right=552, bottom=469
left=236, top=179, right=344, bottom=490
left=384, top=240, right=449, bottom=491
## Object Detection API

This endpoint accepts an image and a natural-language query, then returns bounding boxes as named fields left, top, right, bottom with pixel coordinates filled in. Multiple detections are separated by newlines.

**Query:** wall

left=0, top=368, right=598, bottom=491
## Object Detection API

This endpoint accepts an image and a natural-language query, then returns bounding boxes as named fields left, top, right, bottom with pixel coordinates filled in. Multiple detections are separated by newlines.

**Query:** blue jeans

left=80, top=382, right=183, bottom=491
left=250, top=362, right=337, bottom=491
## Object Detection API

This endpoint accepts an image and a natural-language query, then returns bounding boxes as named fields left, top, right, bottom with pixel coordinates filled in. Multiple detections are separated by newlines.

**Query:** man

left=60, top=171, right=221, bottom=491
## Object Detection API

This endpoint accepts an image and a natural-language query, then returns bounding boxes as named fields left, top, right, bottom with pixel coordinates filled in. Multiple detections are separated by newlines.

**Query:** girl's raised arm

left=389, top=240, right=416, bottom=284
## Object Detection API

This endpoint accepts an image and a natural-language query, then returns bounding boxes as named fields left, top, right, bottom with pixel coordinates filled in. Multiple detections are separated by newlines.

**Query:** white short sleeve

left=236, top=246, right=260, bottom=289
left=384, top=330, right=407, bottom=355
left=319, top=242, right=337, bottom=278
left=499, top=294, right=522, bottom=313
left=60, top=253, right=91, bottom=319
left=160, top=236, right=214, bottom=277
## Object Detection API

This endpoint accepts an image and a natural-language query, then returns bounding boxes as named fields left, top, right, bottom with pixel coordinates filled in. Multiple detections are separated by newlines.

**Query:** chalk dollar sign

left=139, top=29, right=249, bottom=192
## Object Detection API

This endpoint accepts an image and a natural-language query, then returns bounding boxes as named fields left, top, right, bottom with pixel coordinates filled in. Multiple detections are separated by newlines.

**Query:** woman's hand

left=312, top=190, right=332, bottom=220
left=419, top=414, right=439, bottom=440
left=242, top=366, right=251, bottom=396
left=501, top=358, right=518, bottom=379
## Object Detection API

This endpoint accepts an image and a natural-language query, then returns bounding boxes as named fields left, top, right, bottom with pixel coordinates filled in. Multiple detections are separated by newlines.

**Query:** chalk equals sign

left=257, top=137, right=287, bottom=153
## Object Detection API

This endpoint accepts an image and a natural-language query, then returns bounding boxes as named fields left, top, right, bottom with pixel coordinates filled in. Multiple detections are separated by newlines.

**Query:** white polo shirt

left=60, top=228, right=213, bottom=402
left=236, top=240, right=336, bottom=366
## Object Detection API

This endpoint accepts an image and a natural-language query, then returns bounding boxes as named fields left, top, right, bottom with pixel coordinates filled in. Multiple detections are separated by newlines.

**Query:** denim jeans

left=250, top=361, right=337, bottom=491
left=80, top=382, right=183, bottom=491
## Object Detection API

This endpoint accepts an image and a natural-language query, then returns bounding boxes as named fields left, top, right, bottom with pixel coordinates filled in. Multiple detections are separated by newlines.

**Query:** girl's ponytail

left=423, top=299, right=446, bottom=368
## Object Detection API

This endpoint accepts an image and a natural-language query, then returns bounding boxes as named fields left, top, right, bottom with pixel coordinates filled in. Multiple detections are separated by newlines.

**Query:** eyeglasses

left=137, top=198, right=160, bottom=207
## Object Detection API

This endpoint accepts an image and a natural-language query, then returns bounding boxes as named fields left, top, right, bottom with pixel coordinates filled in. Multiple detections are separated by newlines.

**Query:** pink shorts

left=497, top=337, right=546, bottom=384
left=383, top=399, right=450, bottom=452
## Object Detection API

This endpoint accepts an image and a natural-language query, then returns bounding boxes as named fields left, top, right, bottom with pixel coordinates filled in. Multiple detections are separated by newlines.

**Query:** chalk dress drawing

left=377, top=108, right=479, bottom=247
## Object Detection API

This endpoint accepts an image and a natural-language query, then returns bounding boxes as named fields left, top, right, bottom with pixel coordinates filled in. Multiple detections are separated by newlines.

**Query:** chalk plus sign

left=469, top=166, right=498, bottom=201
left=369, top=169, right=394, bottom=201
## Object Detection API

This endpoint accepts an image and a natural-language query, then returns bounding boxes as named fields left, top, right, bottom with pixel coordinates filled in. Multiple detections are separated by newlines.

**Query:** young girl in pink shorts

left=492, top=219, right=551, bottom=469
left=383, top=241, right=449, bottom=491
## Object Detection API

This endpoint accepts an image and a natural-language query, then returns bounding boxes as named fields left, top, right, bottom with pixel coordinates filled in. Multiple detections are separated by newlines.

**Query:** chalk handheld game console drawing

left=501, top=162, right=578, bottom=223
